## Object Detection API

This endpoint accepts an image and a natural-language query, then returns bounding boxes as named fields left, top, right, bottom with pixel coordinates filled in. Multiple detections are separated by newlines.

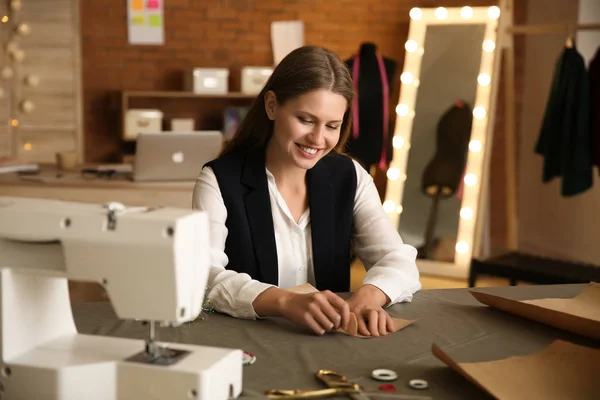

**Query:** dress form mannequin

left=345, top=43, right=397, bottom=173
left=419, top=102, right=472, bottom=259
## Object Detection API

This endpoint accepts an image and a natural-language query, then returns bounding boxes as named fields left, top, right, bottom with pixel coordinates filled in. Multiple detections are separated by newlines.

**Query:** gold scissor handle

left=316, top=369, right=361, bottom=390
left=264, top=387, right=341, bottom=399
left=264, top=370, right=362, bottom=399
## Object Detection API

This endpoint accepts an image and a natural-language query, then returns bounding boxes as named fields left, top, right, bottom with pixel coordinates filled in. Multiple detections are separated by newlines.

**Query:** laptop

left=133, top=131, right=223, bottom=182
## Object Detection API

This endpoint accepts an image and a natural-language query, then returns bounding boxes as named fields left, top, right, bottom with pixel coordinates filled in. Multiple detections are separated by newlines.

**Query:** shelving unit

left=122, top=90, right=256, bottom=100
left=120, top=90, right=256, bottom=145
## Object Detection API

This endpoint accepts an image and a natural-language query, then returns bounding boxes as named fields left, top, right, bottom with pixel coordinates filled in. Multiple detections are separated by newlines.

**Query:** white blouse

left=192, top=158, right=421, bottom=319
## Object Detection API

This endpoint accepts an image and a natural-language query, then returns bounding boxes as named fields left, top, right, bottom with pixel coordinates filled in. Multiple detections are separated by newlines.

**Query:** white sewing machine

left=0, top=196, right=242, bottom=400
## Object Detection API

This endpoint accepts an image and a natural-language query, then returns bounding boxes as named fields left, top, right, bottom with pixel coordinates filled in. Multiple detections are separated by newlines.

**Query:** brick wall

left=81, top=0, right=522, bottom=252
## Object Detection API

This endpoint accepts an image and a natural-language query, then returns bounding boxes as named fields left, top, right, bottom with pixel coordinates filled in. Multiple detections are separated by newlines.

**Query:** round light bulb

left=461, top=6, right=474, bottom=19
left=396, top=104, right=409, bottom=117
left=383, top=200, right=396, bottom=214
left=386, top=167, right=401, bottom=181
left=469, top=140, right=483, bottom=152
left=435, top=7, right=448, bottom=20
left=464, top=173, right=478, bottom=186
left=473, top=107, right=487, bottom=120
left=1, top=66, right=13, bottom=79
left=405, top=40, right=418, bottom=53
left=478, top=73, right=491, bottom=86
left=10, top=0, right=22, bottom=11
left=23, top=142, right=32, bottom=151
left=483, top=40, right=496, bottom=52
left=11, top=49, right=25, bottom=62
left=456, top=241, right=470, bottom=254
left=11, top=119, right=19, bottom=127
left=396, top=205, right=403, bottom=214
left=400, top=72, right=414, bottom=85
left=25, top=75, right=40, bottom=87
left=1, top=16, right=8, bottom=23
left=20, top=100, right=35, bottom=113
left=392, top=136, right=404, bottom=149
left=17, top=23, right=30, bottom=35
left=409, top=8, right=422, bottom=20
left=488, top=6, right=501, bottom=20
left=460, top=207, right=474, bottom=220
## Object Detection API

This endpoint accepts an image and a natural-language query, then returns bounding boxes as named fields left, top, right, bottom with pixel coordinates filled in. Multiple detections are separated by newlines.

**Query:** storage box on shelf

left=124, top=109, right=163, bottom=140
left=241, top=67, right=273, bottom=95
left=184, top=68, right=230, bottom=95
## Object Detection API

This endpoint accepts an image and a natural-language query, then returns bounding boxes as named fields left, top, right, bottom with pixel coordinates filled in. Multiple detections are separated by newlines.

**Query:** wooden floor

left=350, top=259, right=523, bottom=292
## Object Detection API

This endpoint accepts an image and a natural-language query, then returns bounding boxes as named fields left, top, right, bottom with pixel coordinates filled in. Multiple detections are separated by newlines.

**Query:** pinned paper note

left=147, top=0, right=160, bottom=9
left=148, top=15, right=162, bottom=27
left=132, top=0, right=144, bottom=11
left=127, top=0, right=164, bottom=45
left=286, top=283, right=415, bottom=338
left=131, top=15, right=145, bottom=25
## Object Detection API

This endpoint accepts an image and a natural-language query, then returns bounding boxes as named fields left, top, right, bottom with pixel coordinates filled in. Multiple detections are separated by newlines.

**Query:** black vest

left=205, top=148, right=357, bottom=292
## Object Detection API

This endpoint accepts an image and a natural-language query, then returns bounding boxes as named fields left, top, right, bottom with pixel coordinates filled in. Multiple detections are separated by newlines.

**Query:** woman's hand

left=253, top=288, right=350, bottom=335
left=346, top=284, right=394, bottom=337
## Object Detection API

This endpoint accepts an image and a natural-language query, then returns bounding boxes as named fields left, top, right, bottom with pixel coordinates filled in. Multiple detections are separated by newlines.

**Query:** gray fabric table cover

left=72, top=284, right=598, bottom=399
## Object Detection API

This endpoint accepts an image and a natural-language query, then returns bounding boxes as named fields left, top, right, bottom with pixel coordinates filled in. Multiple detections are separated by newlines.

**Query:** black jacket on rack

left=589, top=47, right=600, bottom=172
left=535, top=46, right=592, bottom=196
left=345, top=43, right=396, bottom=171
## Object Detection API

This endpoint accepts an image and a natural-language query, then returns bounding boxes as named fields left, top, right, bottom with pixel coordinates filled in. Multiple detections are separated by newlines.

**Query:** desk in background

left=0, top=165, right=196, bottom=302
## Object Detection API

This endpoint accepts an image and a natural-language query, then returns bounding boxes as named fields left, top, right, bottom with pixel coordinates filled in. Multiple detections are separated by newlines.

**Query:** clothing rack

left=503, top=7, right=600, bottom=251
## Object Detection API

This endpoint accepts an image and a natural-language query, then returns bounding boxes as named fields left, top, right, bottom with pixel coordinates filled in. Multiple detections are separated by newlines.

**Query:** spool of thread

left=55, top=151, right=78, bottom=171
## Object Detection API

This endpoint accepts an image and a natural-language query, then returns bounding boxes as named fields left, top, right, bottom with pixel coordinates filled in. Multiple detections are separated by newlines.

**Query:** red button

left=379, top=384, right=396, bottom=392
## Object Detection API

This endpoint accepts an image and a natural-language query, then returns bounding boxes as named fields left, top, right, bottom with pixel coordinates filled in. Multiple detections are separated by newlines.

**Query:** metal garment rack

left=502, top=0, right=600, bottom=251
left=467, top=1, right=600, bottom=287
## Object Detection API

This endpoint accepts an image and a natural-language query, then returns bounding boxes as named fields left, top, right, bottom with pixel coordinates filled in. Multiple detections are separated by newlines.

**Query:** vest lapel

left=241, top=149, right=279, bottom=285
left=307, top=160, right=335, bottom=291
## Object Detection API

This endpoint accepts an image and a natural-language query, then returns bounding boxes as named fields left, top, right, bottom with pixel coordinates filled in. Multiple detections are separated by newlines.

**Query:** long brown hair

left=221, top=46, right=354, bottom=156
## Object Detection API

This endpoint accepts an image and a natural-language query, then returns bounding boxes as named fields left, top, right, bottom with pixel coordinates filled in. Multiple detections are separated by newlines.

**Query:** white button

left=299, top=266, right=305, bottom=271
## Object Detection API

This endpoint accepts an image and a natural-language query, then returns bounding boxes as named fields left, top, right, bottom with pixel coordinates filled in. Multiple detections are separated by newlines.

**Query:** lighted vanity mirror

left=384, top=6, right=502, bottom=277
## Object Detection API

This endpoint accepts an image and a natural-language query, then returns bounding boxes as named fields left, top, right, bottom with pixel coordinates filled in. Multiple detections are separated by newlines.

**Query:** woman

left=193, top=45, right=420, bottom=337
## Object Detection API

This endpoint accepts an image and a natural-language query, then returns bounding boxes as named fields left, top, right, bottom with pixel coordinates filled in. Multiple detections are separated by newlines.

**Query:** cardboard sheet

left=470, top=282, right=600, bottom=340
left=432, top=340, right=600, bottom=400
left=286, top=284, right=414, bottom=338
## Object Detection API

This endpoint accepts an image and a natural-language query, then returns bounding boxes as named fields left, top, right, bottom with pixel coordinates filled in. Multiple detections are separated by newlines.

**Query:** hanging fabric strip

left=351, top=52, right=390, bottom=170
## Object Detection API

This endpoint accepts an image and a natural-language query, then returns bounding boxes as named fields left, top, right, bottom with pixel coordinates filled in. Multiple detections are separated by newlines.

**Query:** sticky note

left=131, top=15, right=145, bottom=25
left=148, top=14, right=162, bottom=27
left=147, top=0, right=160, bottom=9
left=132, top=0, right=144, bottom=11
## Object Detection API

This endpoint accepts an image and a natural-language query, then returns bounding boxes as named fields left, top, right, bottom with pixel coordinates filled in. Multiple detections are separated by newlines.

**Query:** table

left=72, top=284, right=598, bottom=399
left=0, top=165, right=195, bottom=208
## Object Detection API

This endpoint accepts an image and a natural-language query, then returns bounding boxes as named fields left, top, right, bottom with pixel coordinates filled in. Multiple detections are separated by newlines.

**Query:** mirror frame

left=383, top=6, right=503, bottom=278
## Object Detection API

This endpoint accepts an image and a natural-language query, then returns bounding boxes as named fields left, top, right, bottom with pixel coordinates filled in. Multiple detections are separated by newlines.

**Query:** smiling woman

left=192, top=46, right=421, bottom=338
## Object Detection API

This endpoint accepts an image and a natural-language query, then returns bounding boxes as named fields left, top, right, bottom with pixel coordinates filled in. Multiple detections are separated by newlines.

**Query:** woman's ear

left=264, top=91, right=278, bottom=120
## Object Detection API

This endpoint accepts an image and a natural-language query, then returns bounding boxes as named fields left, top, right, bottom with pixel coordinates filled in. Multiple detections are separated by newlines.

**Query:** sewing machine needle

left=147, top=320, right=159, bottom=359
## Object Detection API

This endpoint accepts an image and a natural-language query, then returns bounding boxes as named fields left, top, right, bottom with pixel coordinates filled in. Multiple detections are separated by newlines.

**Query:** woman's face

left=265, top=88, right=347, bottom=170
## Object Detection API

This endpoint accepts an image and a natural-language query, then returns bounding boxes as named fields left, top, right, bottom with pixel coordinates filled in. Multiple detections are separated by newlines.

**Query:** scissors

left=265, top=369, right=431, bottom=400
